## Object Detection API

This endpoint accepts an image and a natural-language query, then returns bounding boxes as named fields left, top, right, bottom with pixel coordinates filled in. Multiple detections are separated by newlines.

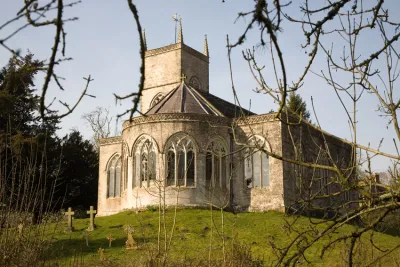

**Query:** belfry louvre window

left=205, top=139, right=227, bottom=189
left=107, top=155, right=122, bottom=198
left=132, top=135, right=158, bottom=188
left=165, top=133, right=196, bottom=187
left=244, top=136, right=270, bottom=188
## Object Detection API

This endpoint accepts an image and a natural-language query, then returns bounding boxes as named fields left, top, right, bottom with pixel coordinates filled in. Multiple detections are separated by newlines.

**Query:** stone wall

left=141, top=43, right=209, bottom=113
left=97, top=114, right=233, bottom=216
left=233, top=114, right=285, bottom=212
left=181, top=44, right=209, bottom=92
left=280, top=117, right=353, bottom=212
left=98, top=137, right=122, bottom=216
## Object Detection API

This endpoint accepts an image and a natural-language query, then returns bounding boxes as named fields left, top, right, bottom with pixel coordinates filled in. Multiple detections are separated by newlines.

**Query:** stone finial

left=142, top=29, right=147, bottom=51
left=177, top=18, right=183, bottom=44
left=204, top=34, right=209, bottom=57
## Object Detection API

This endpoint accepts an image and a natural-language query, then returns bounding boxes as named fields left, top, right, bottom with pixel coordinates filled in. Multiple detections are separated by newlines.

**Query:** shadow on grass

left=41, top=234, right=155, bottom=263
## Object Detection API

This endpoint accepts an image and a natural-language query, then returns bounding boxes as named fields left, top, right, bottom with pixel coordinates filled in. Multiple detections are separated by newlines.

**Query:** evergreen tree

left=0, top=54, right=60, bottom=216
left=285, top=92, right=311, bottom=122
left=58, top=130, right=98, bottom=210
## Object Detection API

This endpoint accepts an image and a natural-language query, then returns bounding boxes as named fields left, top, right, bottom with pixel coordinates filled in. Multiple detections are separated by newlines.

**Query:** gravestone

left=65, top=207, right=75, bottom=232
left=98, top=247, right=106, bottom=261
left=17, top=223, right=23, bottom=236
left=107, top=234, right=114, bottom=247
left=83, top=230, right=90, bottom=247
left=86, top=206, right=97, bottom=231
left=125, top=233, right=137, bottom=250
left=125, top=225, right=137, bottom=250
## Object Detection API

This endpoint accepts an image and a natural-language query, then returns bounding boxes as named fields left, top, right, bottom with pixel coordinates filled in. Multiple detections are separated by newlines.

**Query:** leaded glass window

left=244, top=136, right=270, bottom=188
left=165, top=133, right=197, bottom=187
left=107, top=155, right=122, bottom=198
left=205, top=138, right=228, bottom=188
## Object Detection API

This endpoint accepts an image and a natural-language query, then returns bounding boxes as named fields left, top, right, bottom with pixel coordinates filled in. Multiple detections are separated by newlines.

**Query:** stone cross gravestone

left=107, top=234, right=114, bottom=247
left=65, top=207, right=75, bottom=232
left=87, top=206, right=97, bottom=231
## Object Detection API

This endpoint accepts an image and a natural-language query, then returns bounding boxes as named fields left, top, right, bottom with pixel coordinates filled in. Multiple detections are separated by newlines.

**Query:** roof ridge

left=197, top=90, right=255, bottom=116
left=146, top=83, right=180, bottom=114
left=189, top=86, right=224, bottom=116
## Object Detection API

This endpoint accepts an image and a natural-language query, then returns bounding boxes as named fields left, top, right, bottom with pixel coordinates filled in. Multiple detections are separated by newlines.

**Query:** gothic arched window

left=205, top=138, right=228, bottom=189
left=132, top=135, right=158, bottom=188
left=140, top=139, right=157, bottom=187
left=244, top=136, right=270, bottom=188
left=150, top=93, right=165, bottom=108
left=165, top=133, right=196, bottom=187
left=107, top=155, right=122, bottom=198
left=189, top=76, right=201, bottom=90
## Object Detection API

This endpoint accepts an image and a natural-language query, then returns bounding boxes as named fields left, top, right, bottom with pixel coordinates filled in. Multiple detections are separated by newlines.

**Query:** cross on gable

left=181, top=73, right=187, bottom=82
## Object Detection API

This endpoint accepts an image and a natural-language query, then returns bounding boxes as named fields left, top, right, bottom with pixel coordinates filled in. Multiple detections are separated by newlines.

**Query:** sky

left=1, top=0, right=400, bottom=172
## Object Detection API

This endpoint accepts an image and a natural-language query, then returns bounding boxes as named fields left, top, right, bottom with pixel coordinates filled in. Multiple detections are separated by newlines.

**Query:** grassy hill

left=42, top=208, right=400, bottom=266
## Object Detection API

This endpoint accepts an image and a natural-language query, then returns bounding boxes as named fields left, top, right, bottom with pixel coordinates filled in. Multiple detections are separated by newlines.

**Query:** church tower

left=140, top=20, right=210, bottom=113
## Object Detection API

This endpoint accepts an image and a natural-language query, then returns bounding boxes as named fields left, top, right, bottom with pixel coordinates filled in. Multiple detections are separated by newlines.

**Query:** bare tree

left=227, top=0, right=400, bottom=266
left=82, top=106, right=113, bottom=151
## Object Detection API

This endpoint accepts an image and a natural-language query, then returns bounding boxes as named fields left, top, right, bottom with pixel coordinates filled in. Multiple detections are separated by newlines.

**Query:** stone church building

left=97, top=24, right=352, bottom=216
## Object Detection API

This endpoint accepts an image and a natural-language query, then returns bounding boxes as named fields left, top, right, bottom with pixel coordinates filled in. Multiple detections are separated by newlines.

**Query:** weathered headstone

left=86, top=206, right=97, bottom=231
left=125, top=233, right=137, bottom=250
left=107, top=234, right=114, bottom=247
left=17, top=223, right=24, bottom=237
left=98, top=247, right=106, bottom=261
left=125, top=225, right=137, bottom=250
left=65, top=207, right=75, bottom=232
left=83, top=230, right=90, bottom=247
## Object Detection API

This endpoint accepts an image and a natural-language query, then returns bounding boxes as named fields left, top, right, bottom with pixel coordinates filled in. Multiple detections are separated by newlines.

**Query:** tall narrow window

left=107, top=155, right=121, bottom=198
left=206, top=139, right=228, bottom=189
left=177, top=151, right=185, bottom=186
left=244, top=136, right=270, bottom=188
left=167, top=151, right=175, bottom=186
left=187, top=151, right=195, bottom=186
left=124, top=157, right=128, bottom=190
left=108, top=164, right=115, bottom=197
left=205, top=152, right=212, bottom=188
left=115, top=159, right=121, bottom=197
left=165, top=133, right=197, bottom=187
left=140, top=139, right=157, bottom=187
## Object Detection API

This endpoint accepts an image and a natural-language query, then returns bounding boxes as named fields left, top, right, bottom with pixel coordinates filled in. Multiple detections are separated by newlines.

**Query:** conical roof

left=146, top=81, right=255, bottom=118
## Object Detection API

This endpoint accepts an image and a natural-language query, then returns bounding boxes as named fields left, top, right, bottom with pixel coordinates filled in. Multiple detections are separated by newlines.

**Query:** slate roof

left=146, top=81, right=255, bottom=118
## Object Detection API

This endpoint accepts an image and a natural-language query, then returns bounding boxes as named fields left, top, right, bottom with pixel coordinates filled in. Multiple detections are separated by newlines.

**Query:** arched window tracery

left=205, top=138, right=228, bottom=189
left=140, top=139, right=157, bottom=187
left=244, top=136, right=270, bottom=188
left=165, top=133, right=196, bottom=187
left=150, top=93, right=165, bottom=108
left=107, top=155, right=122, bottom=198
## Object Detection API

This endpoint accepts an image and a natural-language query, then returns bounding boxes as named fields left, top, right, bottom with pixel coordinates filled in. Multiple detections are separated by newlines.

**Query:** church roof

left=146, top=81, right=255, bottom=118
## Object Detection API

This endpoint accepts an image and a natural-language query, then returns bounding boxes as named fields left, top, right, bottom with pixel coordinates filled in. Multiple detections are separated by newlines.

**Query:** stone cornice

left=99, top=136, right=122, bottom=146
left=145, top=43, right=209, bottom=63
left=122, top=113, right=231, bottom=131
left=145, top=43, right=180, bottom=58
left=235, top=113, right=278, bottom=125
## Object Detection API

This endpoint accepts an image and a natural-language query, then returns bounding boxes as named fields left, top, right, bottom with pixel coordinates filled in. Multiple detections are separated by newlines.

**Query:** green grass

left=41, top=208, right=400, bottom=266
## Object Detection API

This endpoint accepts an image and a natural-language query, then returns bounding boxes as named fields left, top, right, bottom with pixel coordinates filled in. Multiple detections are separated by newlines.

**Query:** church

left=97, top=23, right=352, bottom=216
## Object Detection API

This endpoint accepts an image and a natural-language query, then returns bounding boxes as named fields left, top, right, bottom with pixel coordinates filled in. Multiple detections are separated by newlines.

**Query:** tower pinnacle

left=177, top=18, right=183, bottom=44
left=204, top=34, right=209, bottom=57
